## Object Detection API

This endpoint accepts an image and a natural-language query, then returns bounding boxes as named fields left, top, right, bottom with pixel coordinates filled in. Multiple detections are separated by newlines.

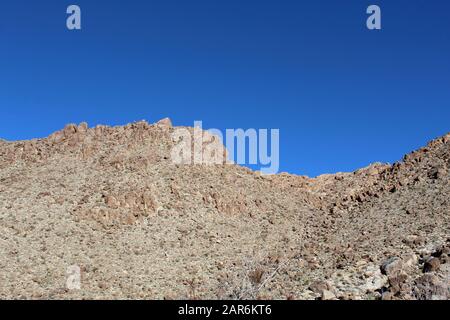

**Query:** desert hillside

left=0, top=119, right=449, bottom=300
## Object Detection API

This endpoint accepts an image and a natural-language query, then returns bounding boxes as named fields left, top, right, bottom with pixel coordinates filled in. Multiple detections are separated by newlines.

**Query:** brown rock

left=381, top=257, right=402, bottom=276
left=428, top=166, right=446, bottom=179
left=105, top=195, right=120, bottom=209
left=381, top=291, right=394, bottom=300
left=63, top=124, right=77, bottom=137
left=78, top=122, right=88, bottom=133
left=309, top=280, right=329, bottom=294
left=156, top=117, right=172, bottom=128
left=403, top=235, right=425, bottom=247
left=320, top=289, right=336, bottom=300
left=423, top=257, right=440, bottom=273
left=432, top=244, right=450, bottom=258
left=388, top=271, right=408, bottom=294
left=49, top=131, right=65, bottom=144
left=413, top=274, right=448, bottom=300
left=67, top=135, right=80, bottom=147
left=94, top=125, right=106, bottom=137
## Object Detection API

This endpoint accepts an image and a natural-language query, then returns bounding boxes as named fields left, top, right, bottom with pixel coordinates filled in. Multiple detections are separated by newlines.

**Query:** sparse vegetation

left=0, top=121, right=448, bottom=299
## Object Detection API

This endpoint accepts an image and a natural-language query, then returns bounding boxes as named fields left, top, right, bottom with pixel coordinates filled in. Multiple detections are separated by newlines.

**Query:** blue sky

left=1, top=0, right=449, bottom=176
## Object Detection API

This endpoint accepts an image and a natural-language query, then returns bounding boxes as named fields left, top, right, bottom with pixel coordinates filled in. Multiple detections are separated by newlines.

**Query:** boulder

left=49, top=130, right=65, bottom=144
left=428, top=166, right=446, bottom=179
left=320, top=289, right=336, bottom=300
left=381, top=291, right=394, bottom=300
left=361, top=267, right=388, bottom=293
left=78, top=122, right=88, bottom=133
left=388, top=271, right=408, bottom=294
left=413, top=274, right=448, bottom=300
left=380, top=257, right=402, bottom=276
left=94, top=125, right=105, bottom=137
left=423, top=257, right=440, bottom=273
left=156, top=117, right=172, bottom=128
left=63, top=124, right=78, bottom=137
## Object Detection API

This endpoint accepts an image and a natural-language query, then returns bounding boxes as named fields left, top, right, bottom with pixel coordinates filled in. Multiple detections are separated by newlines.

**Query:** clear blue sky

left=1, top=0, right=449, bottom=176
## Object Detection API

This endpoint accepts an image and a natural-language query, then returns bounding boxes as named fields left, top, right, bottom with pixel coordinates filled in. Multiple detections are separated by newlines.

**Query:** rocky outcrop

left=0, top=121, right=448, bottom=300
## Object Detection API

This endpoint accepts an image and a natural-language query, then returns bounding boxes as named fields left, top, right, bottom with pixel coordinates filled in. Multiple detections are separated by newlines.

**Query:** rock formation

left=0, top=119, right=448, bottom=299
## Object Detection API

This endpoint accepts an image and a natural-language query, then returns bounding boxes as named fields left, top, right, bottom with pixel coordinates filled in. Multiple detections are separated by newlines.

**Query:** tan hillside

left=0, top=120, right=449, bottom=300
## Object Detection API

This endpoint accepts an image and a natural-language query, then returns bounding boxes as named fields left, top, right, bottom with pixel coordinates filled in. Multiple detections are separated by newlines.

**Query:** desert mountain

left=0, top=120, right=449, bottom=299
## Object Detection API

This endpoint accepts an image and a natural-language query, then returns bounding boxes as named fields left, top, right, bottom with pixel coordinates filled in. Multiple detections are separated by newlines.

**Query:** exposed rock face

left=156, top=117, right=173, bottom=128
left=0, top=121, right=449, bottom=300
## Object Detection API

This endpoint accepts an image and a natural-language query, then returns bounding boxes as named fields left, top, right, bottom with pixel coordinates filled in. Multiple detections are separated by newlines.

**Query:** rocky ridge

left=0, top=119, right=448, bottom=299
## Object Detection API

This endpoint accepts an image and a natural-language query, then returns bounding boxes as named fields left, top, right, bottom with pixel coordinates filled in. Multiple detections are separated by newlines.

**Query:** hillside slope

left=0, top=120, right=448, bottom=300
